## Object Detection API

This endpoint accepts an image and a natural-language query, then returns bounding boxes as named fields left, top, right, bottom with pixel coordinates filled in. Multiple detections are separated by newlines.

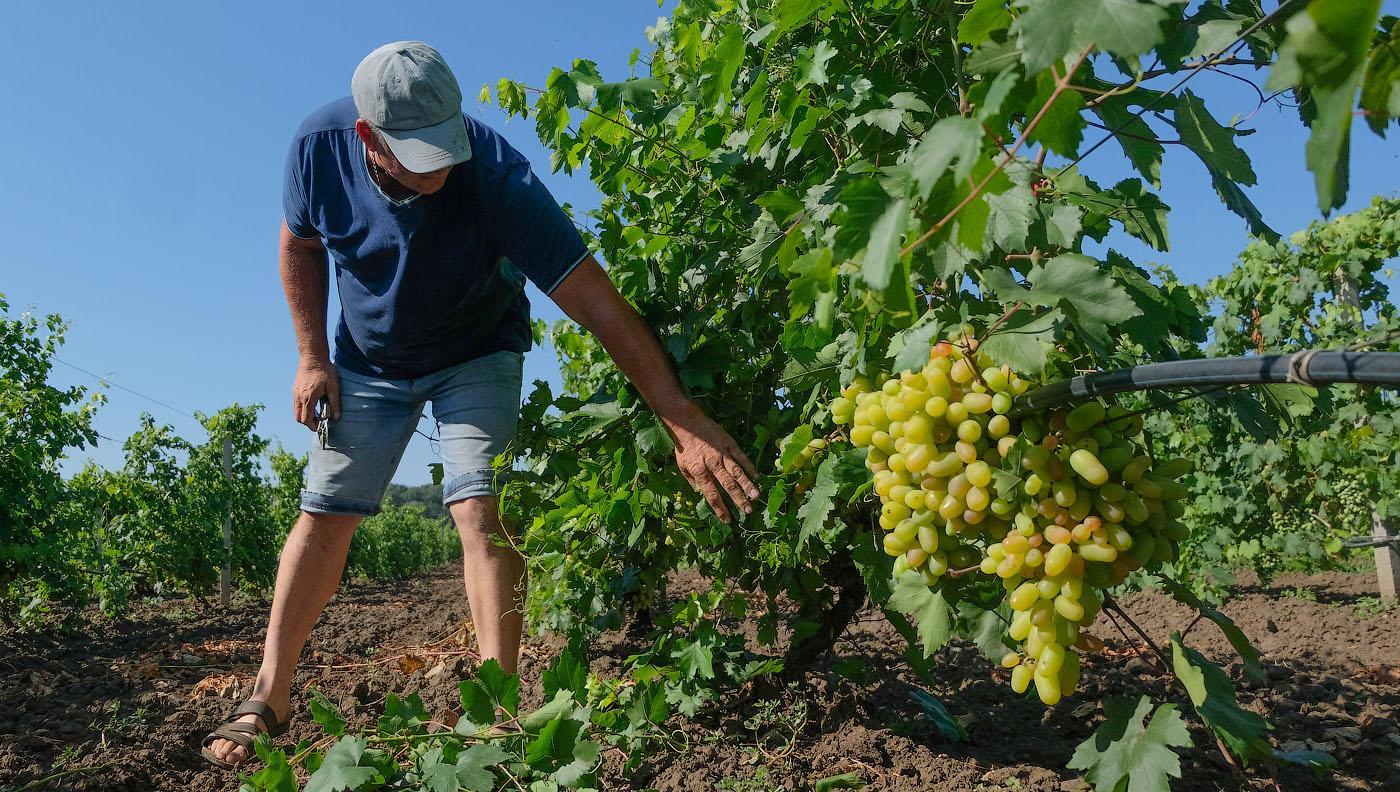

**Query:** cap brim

left=380, top=114, right=472, bottom=174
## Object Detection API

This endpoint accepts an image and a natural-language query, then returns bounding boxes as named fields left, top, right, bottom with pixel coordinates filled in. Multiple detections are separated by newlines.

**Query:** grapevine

left=835, top=332, right=1192, bottom=704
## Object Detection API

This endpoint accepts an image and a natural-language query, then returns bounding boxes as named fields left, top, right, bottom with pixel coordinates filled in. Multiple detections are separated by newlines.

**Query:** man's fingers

left=294, top=390, right=319, bottom=431
left=723, top=456, right=760, bottom=501
left=711, top=459, right=753, bottom=517
left=697, top=475, right=733, bottom=524
left=325, top=376, right=342, bottom=420
left=729, top=443, right=761, bottom=483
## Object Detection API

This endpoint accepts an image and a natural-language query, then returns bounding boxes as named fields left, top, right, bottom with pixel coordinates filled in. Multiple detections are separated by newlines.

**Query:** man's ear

left=354, top=119, right=378, bottom=150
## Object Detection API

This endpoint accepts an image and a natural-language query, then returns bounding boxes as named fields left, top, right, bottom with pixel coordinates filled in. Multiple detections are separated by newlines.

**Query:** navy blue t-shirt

left=283, top=97, right=588, bottom=379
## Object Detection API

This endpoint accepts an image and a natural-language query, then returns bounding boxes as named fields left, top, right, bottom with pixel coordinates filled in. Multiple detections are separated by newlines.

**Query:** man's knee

left=297, top=510, right=364, bottom=535
left=449, top=496, right=515, bottom=542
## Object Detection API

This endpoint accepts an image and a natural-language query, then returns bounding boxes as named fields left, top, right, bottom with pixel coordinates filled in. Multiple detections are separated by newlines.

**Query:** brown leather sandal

left=200, top=700, right=288, bottom=769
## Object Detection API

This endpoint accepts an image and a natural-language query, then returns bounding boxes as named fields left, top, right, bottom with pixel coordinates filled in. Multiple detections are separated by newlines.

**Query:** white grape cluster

left=831, top=335, right=1192, bottom=705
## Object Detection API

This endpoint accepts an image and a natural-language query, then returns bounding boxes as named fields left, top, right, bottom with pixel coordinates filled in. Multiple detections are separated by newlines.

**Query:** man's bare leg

left=449, top=496, right=526, bottom=675
left=206, top=510, right=362, bottom=766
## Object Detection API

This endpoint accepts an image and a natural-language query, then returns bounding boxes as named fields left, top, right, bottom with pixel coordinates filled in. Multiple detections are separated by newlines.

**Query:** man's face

left=356, top=119, right=454, bottom=195
left=376, top=147, right=454, bottom=195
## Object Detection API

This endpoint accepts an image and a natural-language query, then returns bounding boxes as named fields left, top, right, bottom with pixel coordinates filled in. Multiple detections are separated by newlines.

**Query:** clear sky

left=1, top=1, right=1396, bottom=486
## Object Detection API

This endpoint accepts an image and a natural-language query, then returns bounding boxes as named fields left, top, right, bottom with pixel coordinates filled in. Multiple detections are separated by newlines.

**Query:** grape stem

left=900, top=44, right=1095, bottom=258
left=977, top=301, right=1026, bottom=345
left=1102, top=594, right=1170, bottom=671
left=1104, top=595, right=1249, bottom=781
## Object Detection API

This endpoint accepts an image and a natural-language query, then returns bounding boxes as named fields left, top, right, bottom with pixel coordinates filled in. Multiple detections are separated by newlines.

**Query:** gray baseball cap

left=351, top=41, right=471, bottom=174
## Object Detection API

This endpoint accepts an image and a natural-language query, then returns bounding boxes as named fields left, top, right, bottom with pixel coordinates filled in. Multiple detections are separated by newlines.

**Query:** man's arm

left=549, top=256, right=761, bottom=523
left=279, top=220, right=340, bottom=429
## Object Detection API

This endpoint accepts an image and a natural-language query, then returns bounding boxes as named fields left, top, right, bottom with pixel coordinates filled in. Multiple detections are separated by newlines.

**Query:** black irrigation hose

left=1009, top=350, right=1400, bottom=416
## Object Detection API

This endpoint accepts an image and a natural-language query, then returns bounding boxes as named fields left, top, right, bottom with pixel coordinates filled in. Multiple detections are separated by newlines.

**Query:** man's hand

left=661, top=401, right=761, bottom=524
left=548, top=257, right=763, bottom=522
left=293, top=357, right=341, bottom=430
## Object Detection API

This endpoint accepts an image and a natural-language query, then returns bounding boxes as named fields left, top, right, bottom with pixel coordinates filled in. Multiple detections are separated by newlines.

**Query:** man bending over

left=202, top=41, right=758, bottom=769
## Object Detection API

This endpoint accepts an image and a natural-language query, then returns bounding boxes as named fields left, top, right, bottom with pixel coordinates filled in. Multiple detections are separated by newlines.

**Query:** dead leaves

left=190, top=672, right=251, bottom=700
left=1357, top=664, right=1400, bottom=686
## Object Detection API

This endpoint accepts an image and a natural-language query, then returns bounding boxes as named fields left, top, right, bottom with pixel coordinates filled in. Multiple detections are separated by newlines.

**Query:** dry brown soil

left=1, top=568, right=1396, bottom=791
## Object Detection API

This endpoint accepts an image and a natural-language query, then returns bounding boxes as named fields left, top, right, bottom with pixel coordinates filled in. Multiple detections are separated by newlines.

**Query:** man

left=202, top=41, right=759, bottom=769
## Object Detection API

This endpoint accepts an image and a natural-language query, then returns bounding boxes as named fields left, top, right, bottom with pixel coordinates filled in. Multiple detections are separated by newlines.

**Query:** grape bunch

left=778, top=436, right=829, bottom=495
left=831, top=335, right=1192, bottom=705
left=1330, top=475, right=1372, bottom=533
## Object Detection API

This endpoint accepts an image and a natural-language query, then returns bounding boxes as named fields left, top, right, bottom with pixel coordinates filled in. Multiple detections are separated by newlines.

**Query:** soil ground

left=1, top=567, right=1397, bottom=792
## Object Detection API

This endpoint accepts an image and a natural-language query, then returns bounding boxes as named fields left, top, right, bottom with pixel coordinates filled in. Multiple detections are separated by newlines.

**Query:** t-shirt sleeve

left=282, top=136, right=318, bottom=240
left=489, top=161, right=589, bottom=295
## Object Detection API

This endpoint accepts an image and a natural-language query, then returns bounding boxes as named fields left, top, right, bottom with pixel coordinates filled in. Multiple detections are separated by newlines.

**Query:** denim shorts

left=300, top=350, right=524, bottom=516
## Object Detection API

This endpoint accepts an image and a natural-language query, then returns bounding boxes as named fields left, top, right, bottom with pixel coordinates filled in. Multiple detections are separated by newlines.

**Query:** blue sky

left=1, top=1, right=1396, bottom=486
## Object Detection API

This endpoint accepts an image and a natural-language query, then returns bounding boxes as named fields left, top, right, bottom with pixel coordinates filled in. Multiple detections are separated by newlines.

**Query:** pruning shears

left=316, top=396, right=330, bottom=449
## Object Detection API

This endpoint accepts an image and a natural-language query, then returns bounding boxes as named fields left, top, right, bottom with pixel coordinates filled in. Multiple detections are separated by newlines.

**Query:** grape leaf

left=1207, top=170, right=1277, bottom=241
left=888, top=312, right=945, bottom=374
left=248, top=735, right=297, bottom=792
left=909, top=116, right=983, bottom=199
left=1011, top=0, right=1077, bottom=73
left=1067, top=696, right=1191, bottom=792
left=521, top=690, right=579, bottom=731
left=1073, top=0, right=1168, bottom=60
left=455, top=743, right=512, bottom=792
left=1360, top=18, right=1400, bottom=136
left=475, top=659, right=521, bottom=717
left=776, top=0, right=831, bottom=35
left=966, top=38, right=1023, bottom=76
left=796, top=40, right=838, bottom=88
left=975, top=67, right=1023, bottom=125
left=833, top=178, right=891, bottom=260
left=861, top=194, right=911, bottom=290
left=552, top=736, right=601, bottom=786
left=526, top=715, right=582, bottom=769
left=542, top=641, right=588, bottom=700
left=1013, top=0, right=1166, bottom=72
left=1162, top=581, right=1264, bottom=684
left=1175, top=90, right=1256, bottom=185
left=796, top=453, right=840, bottom=550
left=959, top=0, right=1012, bottom=45
left=1271, top=745, right=1337, bottom=772
left=1038, top=202, right=1083, bottom=249
left=779, top=424, right=815, bottom=471
left=985, top=185, right=1037, bottom=251
left=417, top=747, right=460, bottom=792
left=1102, top=179, right=1170, bottom=252
left=304, top=736, right=379, bottom=792
left=964, top=602, right=1014, bottom=664
left=703, top=25, right=748, bottom=107
left=378, top=692, right=429, bottom=736
left=981, top=309, right=1060, bottom=376
left=1171, top=637, right=1273, bottom=763
left=888, top=571, right=952, bottom=657
left=757, top=187, right=806, bottom=223
left=1092, top=96, right=1164, bottom=187
left=635, top=412, right=675, bottom=458
left=458, top=680, right=496, bottom=731
left=309, top=690, right=346, bottom=737
left=911, top=688, right=968, bottom=741
left=1024, top=254, right=1141, bottom=344
left=1267, top=0, right=1382, bottom=211
left=673, top=638, right=716, bottom=680
left=1026, top=71, right=1087, bottom=157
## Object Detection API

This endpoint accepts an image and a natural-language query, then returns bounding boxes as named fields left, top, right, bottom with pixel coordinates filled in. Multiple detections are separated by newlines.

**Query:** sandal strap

left=203, top=723, right=258, bottom=752
left=233, top=700, right=283, bottom=730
